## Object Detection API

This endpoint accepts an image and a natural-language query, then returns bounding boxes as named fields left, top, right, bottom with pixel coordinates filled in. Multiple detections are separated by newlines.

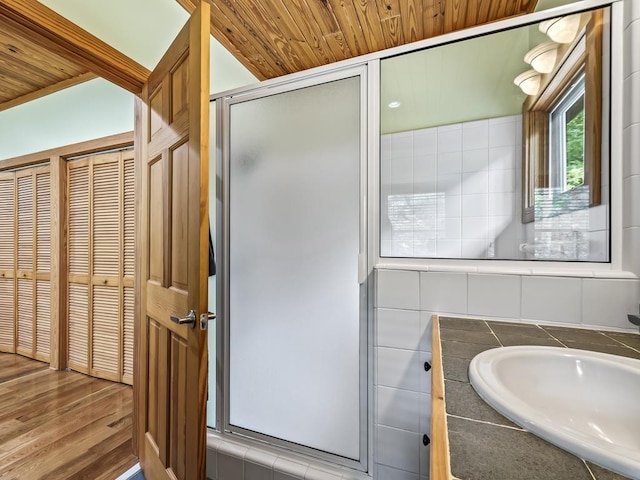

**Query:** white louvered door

left=66, top=150, right=135, bottom=384
left=0, top=172, right=15, bottom=353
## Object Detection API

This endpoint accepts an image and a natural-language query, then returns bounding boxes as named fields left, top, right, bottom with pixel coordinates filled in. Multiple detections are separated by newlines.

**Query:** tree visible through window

left=565, top=98, right=585, bottom=189
left=550, top=72, right=586, bottom=192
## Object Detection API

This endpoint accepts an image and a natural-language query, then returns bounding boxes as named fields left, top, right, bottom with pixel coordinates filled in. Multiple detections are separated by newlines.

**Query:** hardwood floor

left=0, top=353, right=137, bottom=480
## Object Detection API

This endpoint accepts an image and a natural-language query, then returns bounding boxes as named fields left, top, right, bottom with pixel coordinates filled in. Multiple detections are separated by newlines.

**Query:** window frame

left=522, top=9, right=603, bottom=224
left=549, top=71, right=586, bottom=191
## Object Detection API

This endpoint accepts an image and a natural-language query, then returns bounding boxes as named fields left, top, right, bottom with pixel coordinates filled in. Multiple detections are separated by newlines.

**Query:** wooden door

left=135, top=3, right=210, bottom=479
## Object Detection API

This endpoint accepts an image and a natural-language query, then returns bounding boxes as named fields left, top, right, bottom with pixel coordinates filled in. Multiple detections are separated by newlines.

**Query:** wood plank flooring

left=0, top=353, right=137, bottom=480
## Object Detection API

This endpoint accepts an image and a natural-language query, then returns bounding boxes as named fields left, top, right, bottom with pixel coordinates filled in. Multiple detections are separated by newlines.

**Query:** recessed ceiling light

left=388, top=101, right=401, bottom=109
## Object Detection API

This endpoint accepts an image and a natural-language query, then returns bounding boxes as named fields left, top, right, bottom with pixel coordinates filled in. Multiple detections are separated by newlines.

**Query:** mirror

left=379, top=6, right=609, bottom=262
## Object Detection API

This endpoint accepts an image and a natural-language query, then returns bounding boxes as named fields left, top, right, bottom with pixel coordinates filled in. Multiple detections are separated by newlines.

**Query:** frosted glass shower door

left=227, top=75, right=363, bottom=461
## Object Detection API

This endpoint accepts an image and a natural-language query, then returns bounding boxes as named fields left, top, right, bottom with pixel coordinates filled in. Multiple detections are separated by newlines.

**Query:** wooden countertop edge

left=430, top=315, right=452, bottom=480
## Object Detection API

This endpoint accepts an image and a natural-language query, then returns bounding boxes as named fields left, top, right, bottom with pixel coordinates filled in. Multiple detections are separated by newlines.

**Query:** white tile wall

left=376, top=270, right=420, bottom=310
left=582, top=278, right=640, bottom=329
left=625, top=0, right=640, bottom=27
left=381, top=115, right=525, bottom=260
left=218, top=444, right=246, bottom=480
left=376, top=426, right=421, bottom=473
left=245, top=461, right=273, bottom=480
left=521, top=276, right=582, bottom=324
left=467, top=274, right=521, bottom=319
left=624, top=175, right=640, bottom=227
left=377, top=386, right=421, bottom=432
left=376, top=277, right=434, bottom=479
left=377, top=309, right=422, bottom=350
left=274, top=458, right=309, bottom=480
left=624, top=18, right=640, bottom=77
left=208, top=435, right=364, bottom=480
left=377, top=347, right=423, bottom=392
left=419, top=272, right=467, bottom=314
left=383, top=110, right=612, bottom=262
left=624, top=227, right=640, bottom=274
left=305, top=468, right=343, bottom=480
left=623, top=0, right=640, bottom=275
left=623, top=123, right=640, bottom=177
left=376, top=465, right=418, bottom=480
left=418, top=312, right=433, bottom=352
left=623, top=71, right=640, bottom=127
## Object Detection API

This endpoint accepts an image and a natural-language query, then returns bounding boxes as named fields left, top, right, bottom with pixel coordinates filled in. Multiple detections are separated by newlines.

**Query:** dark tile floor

left=439, top=316, right=639, bottom=480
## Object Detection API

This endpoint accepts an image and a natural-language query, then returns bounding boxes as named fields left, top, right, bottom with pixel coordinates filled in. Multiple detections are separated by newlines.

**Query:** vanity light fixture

left=388, top=101, right=401, bottom=108
left=514, top=69, right=542, bottom=96
left=539, top=14, right=583, bottom=44
left=524, top=41, right=560, bottom=74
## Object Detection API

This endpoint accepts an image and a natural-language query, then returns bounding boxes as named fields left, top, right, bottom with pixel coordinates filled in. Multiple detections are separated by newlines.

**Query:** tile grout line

left=447, top=413, right=525, bottom=432
left=537, top=324, right=569, bottom=348
left=583, top=459, right=597, bottom=480
left=483, top=320, right=504, bottom=347
left=601, top=331, right=640, bottom=354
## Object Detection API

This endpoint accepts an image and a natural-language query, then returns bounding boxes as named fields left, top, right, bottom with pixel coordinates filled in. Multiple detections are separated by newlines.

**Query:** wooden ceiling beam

left=0, top=0, right=150, bottom=94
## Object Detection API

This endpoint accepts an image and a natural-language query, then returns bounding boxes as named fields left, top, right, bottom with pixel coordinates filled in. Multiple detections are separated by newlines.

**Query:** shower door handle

left=170, top=310, right=197, bottom=328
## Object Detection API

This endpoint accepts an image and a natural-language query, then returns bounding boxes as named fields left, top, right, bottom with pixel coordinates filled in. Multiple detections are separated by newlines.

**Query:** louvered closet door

left=68, top=159, right=90, bottom=373
left=66, top=150, right=135, bottom=384
left=16, top=171, right=34, bottom=358
left=91, top=155, right=121, bottom=382
left=122, top=153, right=135, bottom=385
left=0, top=172, right=15, bottom=353
left=35, top=167, right=51, bottom=362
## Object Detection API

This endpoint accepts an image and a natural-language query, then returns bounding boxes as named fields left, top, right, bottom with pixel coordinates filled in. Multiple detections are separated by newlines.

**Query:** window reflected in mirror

left=379, top=6, right=610, bottom=262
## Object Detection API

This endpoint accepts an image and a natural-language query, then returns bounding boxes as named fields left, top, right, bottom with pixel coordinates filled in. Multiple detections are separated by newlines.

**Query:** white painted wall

left=0, top=78, right=133, bottom=160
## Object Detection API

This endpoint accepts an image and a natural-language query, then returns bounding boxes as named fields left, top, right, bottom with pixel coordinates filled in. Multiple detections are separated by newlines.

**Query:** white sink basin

left=469, top=346, right=640, bottom=479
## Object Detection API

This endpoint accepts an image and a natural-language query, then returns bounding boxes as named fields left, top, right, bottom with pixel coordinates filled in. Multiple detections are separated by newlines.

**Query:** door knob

left=170, top=310, right=197, bottom=328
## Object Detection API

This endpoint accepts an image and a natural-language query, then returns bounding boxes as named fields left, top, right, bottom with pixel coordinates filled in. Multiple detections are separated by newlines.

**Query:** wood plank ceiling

left=0, top=0, right=149, bottom=112
left=178, top=0, right=538, bottom=80
left=0, top=16, right=95, bottom=111
left=0, top=0, right=537, bottom=111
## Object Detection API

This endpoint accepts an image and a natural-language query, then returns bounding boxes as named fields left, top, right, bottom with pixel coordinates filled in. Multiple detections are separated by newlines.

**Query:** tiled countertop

left=436, top=316, right=640, bottom=480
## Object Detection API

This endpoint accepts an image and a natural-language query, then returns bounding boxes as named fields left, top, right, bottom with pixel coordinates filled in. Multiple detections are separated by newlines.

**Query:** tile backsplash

left=373, top=267, right=640, bottom=479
